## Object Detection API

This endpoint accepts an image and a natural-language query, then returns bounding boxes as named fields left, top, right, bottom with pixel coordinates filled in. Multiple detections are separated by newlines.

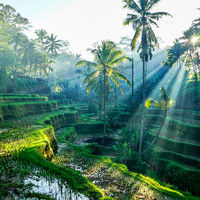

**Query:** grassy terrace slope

left=143, top=108, right=200, bottom=196
left=0, top=94, right=198, bottom=199
left=0, top=96, right=48, bottom=103
left=0, top=101, right=59, bottom=121
left=55, top=126, right=198, bottom=200
left=0, top=114, right=106, bottom=199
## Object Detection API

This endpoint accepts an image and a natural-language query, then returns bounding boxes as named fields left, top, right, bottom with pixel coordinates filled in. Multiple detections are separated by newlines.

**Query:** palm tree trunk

left=29, top=62, right=32, bottom=76
left=40, top=67, right=42, bottom=78
left=87, top=94, right=90, bottom=112
left=115, top=85, right=117, bottom=111
left=99, top=79, right=103, bottom=120
left=131, top=58, right=134, bottom=105
left=103, top=70, right=106, bottom=137
left=141, top=109, right=168, bottom=155
left=139, top=58, right=146, bottom=155
left=100, top=70, right=106, bottom=147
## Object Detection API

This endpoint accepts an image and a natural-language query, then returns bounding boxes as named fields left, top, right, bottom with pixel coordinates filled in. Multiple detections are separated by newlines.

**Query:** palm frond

left=85, top=78, right=99, bottom=93
left=145, top=98, right=160, bottom=108
left=108, top=50, right=123, bottom=63
left=149, top=12, right=172, bottom=20
left=123, top=0, right=141, bottom=13
left=110, top=56, right=130, bottom=66
left=146, top=0, right=161, bottom=11
left=75, top=60, right=97, bottom=68
left=83, top=70, right=100, bottom=85
left=112, top=71, right=131, bottom=87
left=148, top=18, right=159, bottom=27
left=131, top=25, right=142, bottom=50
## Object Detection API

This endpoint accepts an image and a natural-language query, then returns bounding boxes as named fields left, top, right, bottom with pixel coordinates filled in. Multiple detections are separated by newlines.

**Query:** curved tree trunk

left=141, top=109, right=168, bottom=155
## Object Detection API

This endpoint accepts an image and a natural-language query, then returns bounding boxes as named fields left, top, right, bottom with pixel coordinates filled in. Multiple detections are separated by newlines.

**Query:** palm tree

left=44, top=33, right=63, bottom=57
left=123, top=0, right=172, bottom=155
left=76, top=40, right=130, bottom=138
left=164, top=39, right=187, bottom=68
left=84, top=73, right=104, bottom=120
left=109, top=66, right=131, bottom=110
left=20, top=38, right=36, bottom=75
left=165, top=27, right=200, bottom=73
left=0, top=4, right=5, bottom=21
left=75, top=64, right=93, bottom=111
left=10, top=32, right=25, bottom=52
left=141, top=87, right=175, bottom=155
left=192, top=8, right=200, bottom=29
left=35, top=29, right=48, bottom=45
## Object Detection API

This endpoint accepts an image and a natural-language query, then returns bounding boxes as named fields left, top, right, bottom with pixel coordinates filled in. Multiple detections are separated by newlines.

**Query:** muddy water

left=24, top=174, right=89, bottom=200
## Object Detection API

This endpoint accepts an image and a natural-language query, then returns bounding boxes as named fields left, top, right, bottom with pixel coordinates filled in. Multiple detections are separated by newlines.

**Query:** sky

left=1, top=0, right=200, bottom=60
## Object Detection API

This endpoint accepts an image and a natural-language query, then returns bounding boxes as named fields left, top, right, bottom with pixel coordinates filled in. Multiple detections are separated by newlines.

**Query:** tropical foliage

left=164, top=10, right=200, bottom=74
left=76, top=41, right=131, bottom=136
left=0, top=4, right=64, bottom=81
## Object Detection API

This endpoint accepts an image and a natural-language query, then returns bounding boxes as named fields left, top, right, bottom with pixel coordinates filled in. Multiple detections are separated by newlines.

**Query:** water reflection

left=25, top=175, right=89, bottom=200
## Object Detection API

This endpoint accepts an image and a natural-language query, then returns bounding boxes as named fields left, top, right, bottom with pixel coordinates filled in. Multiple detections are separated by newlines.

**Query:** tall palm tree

left=76, top=40, right=130, bottom=137
left=44, top=33, right=63, bottom=57
left=123, top=0, right=172, bottom=155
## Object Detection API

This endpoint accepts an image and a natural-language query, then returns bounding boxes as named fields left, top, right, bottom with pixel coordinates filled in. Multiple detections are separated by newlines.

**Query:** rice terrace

left=0, top=0, right=200, bottom=199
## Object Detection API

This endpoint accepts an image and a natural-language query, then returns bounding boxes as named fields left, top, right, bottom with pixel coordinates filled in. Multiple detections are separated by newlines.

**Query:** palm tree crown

left=76, top=41, right=130, bottom=92
left=44, top=33, right=63, bottom=56
left=123, top=0, right=172, bottom=59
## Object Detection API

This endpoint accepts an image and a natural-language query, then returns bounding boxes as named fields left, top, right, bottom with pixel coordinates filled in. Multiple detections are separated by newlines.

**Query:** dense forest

left=0, top=1, right=200, bottom=200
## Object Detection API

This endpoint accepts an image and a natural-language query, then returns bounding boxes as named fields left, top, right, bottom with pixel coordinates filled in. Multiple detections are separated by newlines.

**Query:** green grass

left=56, top=126, right=77, bottom=143
left=147, top=131, right=200, bottom=158
left=1, top=100, right=200, bottom=199
left=0, top=93, right=40, bottom=97
left=0, top=110, right=114, bottom=199
left=0, top=101, right=59, bottom=121
left=153, top=158, right=200, bottom=196
left=0, top=100, right=57, bottom=106
left=0, top=96, right=48, bottom=102
left=56, top=126, right=199, bottom=200
left=152, top=148, right=200, bottom=170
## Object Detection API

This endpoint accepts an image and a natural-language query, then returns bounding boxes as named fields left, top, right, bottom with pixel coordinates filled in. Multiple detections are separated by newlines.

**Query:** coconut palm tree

left=110, top=66, right=131, bottom=110
left=192, top=8, right=200, bottom=29
left=44, top=33, right=63, bottom=57
left=76, top=40, right=130, bottom=138
left=164, top=39, right=187, bottom=68
left=20, top=38, right=36, bottom=75
left=123, top=0, right=172, bottom=155
left=35, top=29, right=48, bottom=46
left=165, top=26, right=200, bottom=73
left=75, top=64, right=94, bottom=111
left=141, top=87, right=175, bottom=155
